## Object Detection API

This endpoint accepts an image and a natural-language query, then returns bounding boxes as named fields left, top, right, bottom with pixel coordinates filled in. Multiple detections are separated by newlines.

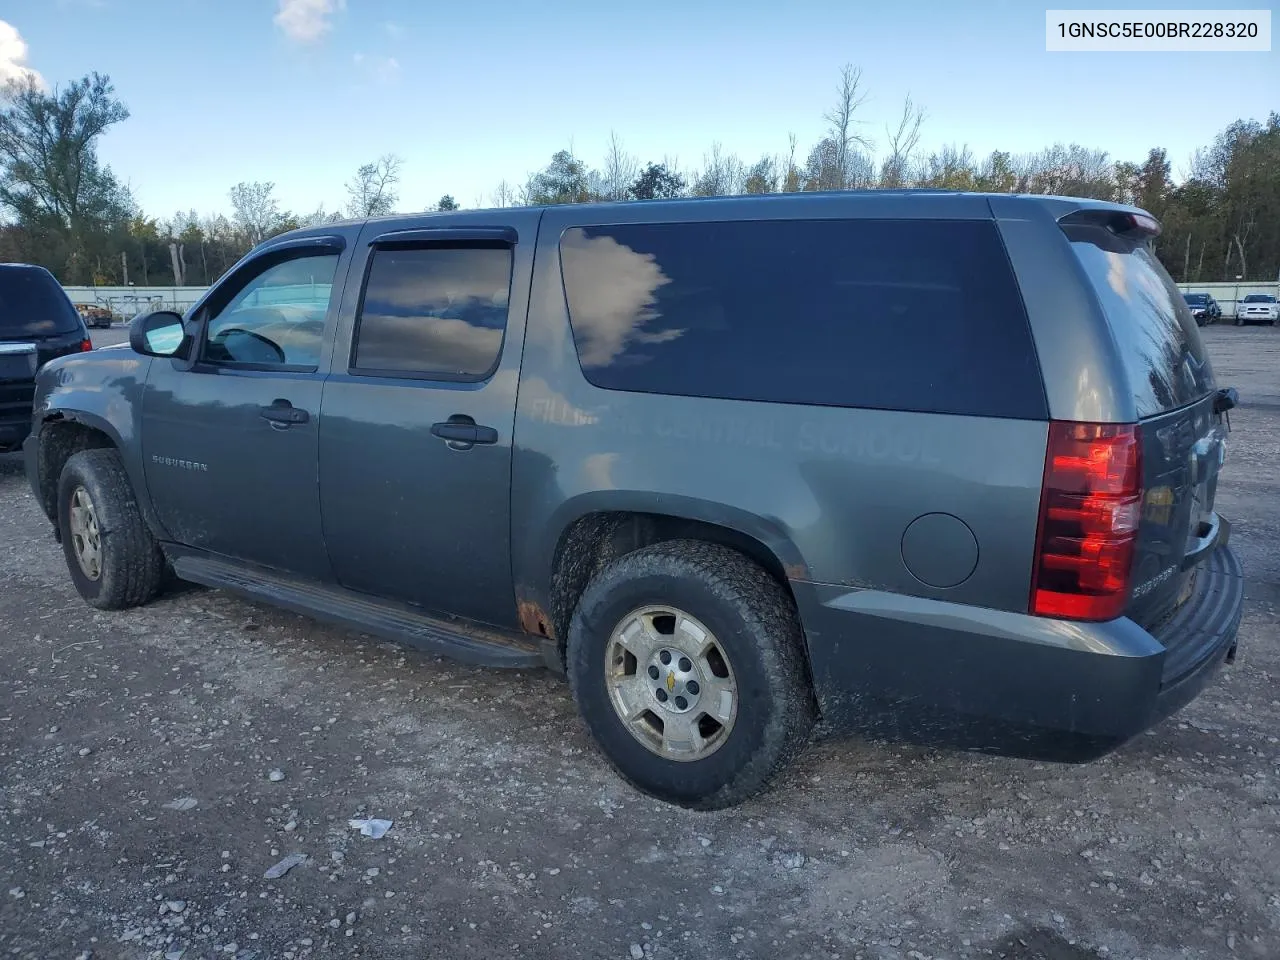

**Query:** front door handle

left=431, top=416, right=498, bottom=449
left=260, top=400, right=309, bottom=428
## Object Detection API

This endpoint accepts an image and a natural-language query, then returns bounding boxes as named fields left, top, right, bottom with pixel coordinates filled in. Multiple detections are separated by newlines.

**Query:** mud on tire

left=567, top=539, right=816, bottom=810
left=56, top=448, right=166, bottom=611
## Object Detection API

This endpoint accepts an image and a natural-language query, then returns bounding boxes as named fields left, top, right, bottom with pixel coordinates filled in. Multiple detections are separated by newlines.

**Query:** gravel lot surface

left=1, top=324, right=1277, bottom=960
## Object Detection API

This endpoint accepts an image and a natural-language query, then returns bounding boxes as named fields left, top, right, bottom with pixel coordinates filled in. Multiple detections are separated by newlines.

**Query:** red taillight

left=80, top=339, right=93, bottom=352
left=1030, top=421, right=1142, bottom=622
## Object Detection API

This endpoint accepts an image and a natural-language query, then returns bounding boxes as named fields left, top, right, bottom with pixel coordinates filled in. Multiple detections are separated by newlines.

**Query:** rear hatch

left=1062, top=211, right=1229, bottom=637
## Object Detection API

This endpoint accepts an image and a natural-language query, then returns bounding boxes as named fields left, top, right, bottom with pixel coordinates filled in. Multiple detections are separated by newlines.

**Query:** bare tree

left=823, top=64, right=872, bottom=190
left=492, top=179, right=514, bottom=208
left=229, top=181, right=281, bottom=245
left=691, top=142, right=745, bottom=197
left=782, top=133, right=801, bottom=192
left=345, top=153, right=402, bottom=217
left=1015, top=143, right=1114, bottom=197
left=880, top=95, right=925, bottom=188
left=601, top=131, right=639, bottom=201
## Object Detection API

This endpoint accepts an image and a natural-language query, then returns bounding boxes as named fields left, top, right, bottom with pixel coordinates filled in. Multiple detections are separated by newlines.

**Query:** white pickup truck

left=1235, top=294, right=1280, bottom=326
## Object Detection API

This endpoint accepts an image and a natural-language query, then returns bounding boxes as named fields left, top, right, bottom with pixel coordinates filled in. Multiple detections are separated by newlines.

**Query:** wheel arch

left=33, top=414, right=121, bottom=523
left=33, top=412, right=165, bottom=543
left=521, top=495, right=808, bottom=671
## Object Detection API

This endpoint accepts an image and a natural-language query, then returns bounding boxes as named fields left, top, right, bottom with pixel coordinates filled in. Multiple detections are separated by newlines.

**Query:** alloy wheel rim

left=604, top=605, right=737, bottom=761
left=68, top=486, right=103, bottom=581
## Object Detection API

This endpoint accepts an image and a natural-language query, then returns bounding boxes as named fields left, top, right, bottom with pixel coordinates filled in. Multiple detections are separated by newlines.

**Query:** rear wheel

left=567, top=540, right=815, bottom=809
left=57, top=449, right=166, bottom=610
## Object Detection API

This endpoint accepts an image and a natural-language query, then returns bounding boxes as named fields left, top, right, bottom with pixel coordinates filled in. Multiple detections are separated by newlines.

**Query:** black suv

left=1181, top=292, right=1220, bottom=325
left=0, top=264, right=92, bottom=452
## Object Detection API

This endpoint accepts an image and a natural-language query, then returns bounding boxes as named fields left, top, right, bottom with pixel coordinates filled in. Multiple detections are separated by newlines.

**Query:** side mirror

left=129, top=310, right=189, bottom=359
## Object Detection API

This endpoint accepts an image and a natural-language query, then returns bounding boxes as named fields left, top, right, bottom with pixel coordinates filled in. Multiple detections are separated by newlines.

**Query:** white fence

left=62, top=285, right=209, bottom=318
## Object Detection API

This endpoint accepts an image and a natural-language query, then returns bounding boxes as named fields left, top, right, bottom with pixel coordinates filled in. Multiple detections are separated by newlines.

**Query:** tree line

left=1, top=67, right=1277, bottom=288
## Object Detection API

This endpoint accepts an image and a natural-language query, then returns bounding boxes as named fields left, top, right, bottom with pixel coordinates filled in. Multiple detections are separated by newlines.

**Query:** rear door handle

left=260, top=400, right=309, bottom=427
left=431, top=417, right=498, bottom=449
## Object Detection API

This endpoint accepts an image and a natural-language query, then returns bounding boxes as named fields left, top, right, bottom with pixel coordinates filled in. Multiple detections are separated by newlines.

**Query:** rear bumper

left=0, top=378, right=36, bottom=450
left=795, top=544, right=1243, bottom=760
left=0, top=414, right=32, bottom=451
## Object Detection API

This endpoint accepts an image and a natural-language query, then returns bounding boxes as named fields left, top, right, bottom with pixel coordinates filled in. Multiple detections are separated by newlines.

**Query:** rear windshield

left=0, top=268, right=81, bottom=337
left=1066, top=232, right=1213, bottom=418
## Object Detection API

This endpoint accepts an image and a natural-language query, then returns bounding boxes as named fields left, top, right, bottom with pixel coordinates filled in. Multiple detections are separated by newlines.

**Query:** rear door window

left=351, top=245, right=512, bottom=380
left=558, top=218, right=1047, bottom=419
left=1065, top=229, right=1213, bottom=418
left=0, top=268, right=81, bottom=338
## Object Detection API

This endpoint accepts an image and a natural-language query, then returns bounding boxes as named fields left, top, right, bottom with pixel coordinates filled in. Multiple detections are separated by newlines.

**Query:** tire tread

left=567, top=539, right=815, bottom=809
left=59, top=448, right=165, bottom=610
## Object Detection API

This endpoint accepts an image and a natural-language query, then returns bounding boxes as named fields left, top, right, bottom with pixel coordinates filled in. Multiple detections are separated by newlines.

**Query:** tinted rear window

left=353, top=246, right=512, bottom=380
left=0, top=268, right=81, bottom=337
left=559, top=218, right=1047, bottom=419
left=1066, top=232, right=1213, bottom=418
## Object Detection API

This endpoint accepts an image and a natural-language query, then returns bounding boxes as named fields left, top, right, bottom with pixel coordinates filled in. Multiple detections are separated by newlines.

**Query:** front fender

left=30, top=349, right=160, bottom=533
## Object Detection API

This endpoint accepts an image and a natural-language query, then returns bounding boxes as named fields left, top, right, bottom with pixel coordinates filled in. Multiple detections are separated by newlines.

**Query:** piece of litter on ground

left=163, top=797, right=198, bottom=812
left=263, top=853, right=307, bottom=879
left=267, top=769, right=285, bottom=783
left=348, top=818, right=393, bottom=839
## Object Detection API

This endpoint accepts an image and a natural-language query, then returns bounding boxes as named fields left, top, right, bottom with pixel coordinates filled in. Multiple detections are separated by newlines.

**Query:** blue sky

left=3, top=0, right=1276, bottom=219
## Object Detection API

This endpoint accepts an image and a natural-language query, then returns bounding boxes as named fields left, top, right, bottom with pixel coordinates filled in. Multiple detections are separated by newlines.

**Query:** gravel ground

left=1, top=324, right=1277, bottom=960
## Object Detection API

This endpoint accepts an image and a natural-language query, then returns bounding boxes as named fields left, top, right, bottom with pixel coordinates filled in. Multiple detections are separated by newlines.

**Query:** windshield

left=1067, top=233, right=1214, bottom=418
left=0, top=268, right=82, bottom=338
left=1183, top=294, right=1207, bottom=303
left=1242, top=294, right=1275, bottom=303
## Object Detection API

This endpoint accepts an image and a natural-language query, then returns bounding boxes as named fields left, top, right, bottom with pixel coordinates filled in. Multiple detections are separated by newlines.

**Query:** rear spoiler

left=1059, top=207, right=1161, bottom=240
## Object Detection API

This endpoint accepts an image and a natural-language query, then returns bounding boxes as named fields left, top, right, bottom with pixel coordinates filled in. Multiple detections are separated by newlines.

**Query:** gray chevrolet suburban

left=23, top=192, right=1243, bottom=809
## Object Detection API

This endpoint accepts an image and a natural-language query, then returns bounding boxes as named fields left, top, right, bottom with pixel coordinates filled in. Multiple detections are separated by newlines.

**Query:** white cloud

left=354, top=52, right=400, bottom=84
left=0, top=20, right=43, bottom=89
left=274, top=0, right=344, bottom=44
left=374, top=56, right=400, bottom=83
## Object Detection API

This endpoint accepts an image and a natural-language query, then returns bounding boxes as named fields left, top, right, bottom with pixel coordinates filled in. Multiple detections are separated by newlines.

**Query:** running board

left=170, top=552, right=542, bottom=669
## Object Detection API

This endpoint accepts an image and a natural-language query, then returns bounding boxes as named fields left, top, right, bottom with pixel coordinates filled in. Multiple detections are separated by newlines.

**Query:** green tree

left=974, top=151, right=1017, bottom=193
left=0, top=72, right=132, bottom=282
left=627, top=162, right=685, bottom=200
left=527, top=150, right=598, bottom=205
left=436, top=195, right=459, bottom=211
left=743, top=155, right=778, bottom=194
left=1135, top=148, right=1171, bottom=217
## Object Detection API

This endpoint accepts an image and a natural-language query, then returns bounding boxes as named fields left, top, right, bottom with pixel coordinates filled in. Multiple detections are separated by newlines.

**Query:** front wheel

left=567, top=540, right=816, bottom=810
left=57, top=449, right=166, bottom=610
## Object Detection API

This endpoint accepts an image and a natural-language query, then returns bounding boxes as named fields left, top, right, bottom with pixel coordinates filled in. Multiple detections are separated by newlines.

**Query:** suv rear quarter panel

left=989, top=195, right=1139, bottom=424
left=511, top=196, right=1051, bottom=639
